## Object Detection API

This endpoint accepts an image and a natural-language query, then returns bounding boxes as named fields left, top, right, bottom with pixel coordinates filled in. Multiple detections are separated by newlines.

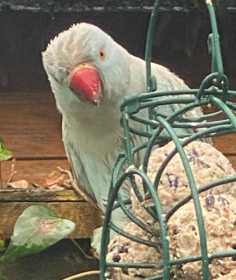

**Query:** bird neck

left=64, top=100, right=122, bottom=137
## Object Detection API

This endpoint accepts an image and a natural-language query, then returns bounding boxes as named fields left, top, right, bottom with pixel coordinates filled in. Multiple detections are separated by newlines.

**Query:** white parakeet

left=42, top=23, right=205, bottom=252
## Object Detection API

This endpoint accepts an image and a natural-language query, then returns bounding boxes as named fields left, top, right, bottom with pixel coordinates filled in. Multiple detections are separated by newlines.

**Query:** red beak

left=69, top=64, right=102, bottom=105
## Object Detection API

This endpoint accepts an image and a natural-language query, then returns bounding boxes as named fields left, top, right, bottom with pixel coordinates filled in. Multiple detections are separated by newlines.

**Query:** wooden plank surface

left=0, top=91, right=65, bottom=159
left=228, top=156, right=236, bottom=169
left=2, top=159, right=69, bottom=186
left=1, top=91, right=235, bottom=158
left=0, top=189, right=83, bottom=202
left=3, top=155, right=235, bottom=185
left=213, top=134, right=236, bottom=155
left=0, top=200, right=102, bottom=239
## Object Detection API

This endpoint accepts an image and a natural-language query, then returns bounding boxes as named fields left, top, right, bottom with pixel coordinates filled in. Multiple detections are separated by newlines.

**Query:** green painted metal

left=100, top=0, right=236, bottom=279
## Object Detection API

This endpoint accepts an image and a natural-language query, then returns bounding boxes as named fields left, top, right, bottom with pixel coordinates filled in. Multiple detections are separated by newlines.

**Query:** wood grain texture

left=228, top=156, right=236, bottom=169
left=0, top=189, right=83, bottom=202
left=213, top=134, right=236, bottom=155
left=0, top=201, right=102, bottom=239
left=0, top=91, right=65, bottom=158
left=2, top=159, right=69, bottom=186
left=1, top=92, right=235, bottom=158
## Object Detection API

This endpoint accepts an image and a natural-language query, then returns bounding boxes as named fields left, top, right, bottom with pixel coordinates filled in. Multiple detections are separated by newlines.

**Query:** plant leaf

left=0, top=205, right=75, bottom=263
left=0, top=240, right=6, bottom=252
left=0, top=141, right=12, bottom=161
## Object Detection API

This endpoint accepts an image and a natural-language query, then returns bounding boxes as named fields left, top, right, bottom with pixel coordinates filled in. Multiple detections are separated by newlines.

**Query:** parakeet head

left=42, top=23, right=130, bottom=116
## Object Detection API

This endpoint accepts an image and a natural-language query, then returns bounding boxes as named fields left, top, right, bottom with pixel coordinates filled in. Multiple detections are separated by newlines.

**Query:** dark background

left=0, top=0, right=236, bottom=91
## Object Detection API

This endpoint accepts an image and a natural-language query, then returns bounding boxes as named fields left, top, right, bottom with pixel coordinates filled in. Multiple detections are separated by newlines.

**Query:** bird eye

left=99, top=50, right=105, bottom=60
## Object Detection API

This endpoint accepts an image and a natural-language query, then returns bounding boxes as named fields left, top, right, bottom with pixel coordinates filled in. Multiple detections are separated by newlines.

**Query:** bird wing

left=62, top=119, right=98, bottom=203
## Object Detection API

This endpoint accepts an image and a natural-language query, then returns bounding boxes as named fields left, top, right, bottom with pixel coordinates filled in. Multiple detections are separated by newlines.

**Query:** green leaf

left=0, top=205, right=75, bottom=263
left=0, top=141, right=12, bottom=161
left=0, top=240, right=6, bottom=252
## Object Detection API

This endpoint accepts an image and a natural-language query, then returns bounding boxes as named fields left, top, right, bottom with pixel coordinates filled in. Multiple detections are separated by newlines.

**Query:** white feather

left=42, top=22, right=204, bottom=221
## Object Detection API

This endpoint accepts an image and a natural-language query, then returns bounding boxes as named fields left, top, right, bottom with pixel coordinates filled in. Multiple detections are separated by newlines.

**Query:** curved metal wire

left=100, top=169, right=171, bottom=279
left=100, top=0, right=236, bottom=279
left=155, top=116, right=210, bottom=279
left=145, top=0, right=161, bottom=92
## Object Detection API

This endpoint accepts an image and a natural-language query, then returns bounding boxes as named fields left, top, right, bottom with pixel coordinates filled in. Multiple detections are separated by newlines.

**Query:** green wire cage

left=100, top=0, right=236, bottom=279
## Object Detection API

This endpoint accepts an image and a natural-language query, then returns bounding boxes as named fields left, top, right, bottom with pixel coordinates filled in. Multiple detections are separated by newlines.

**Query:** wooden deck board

left=0, top=201, right=102, bottom=239
left=0, top=189, right=82, bottom=202
left=1, top=91, right=235, bottom=157
left=2, top=159, right=68, bottom=186
left=228, top=156, right=236, bottom=169
left=0, top=91, right=104, bottom=239
left=213, top=134, right=236, bottom=155
left=0, top=91, right=65, bottom=159
left=0, top=189, right=102, bottom=239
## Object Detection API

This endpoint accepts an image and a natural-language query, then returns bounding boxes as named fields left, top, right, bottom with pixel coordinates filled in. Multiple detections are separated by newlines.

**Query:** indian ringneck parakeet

left=42, top=23, right=205, bottom=251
